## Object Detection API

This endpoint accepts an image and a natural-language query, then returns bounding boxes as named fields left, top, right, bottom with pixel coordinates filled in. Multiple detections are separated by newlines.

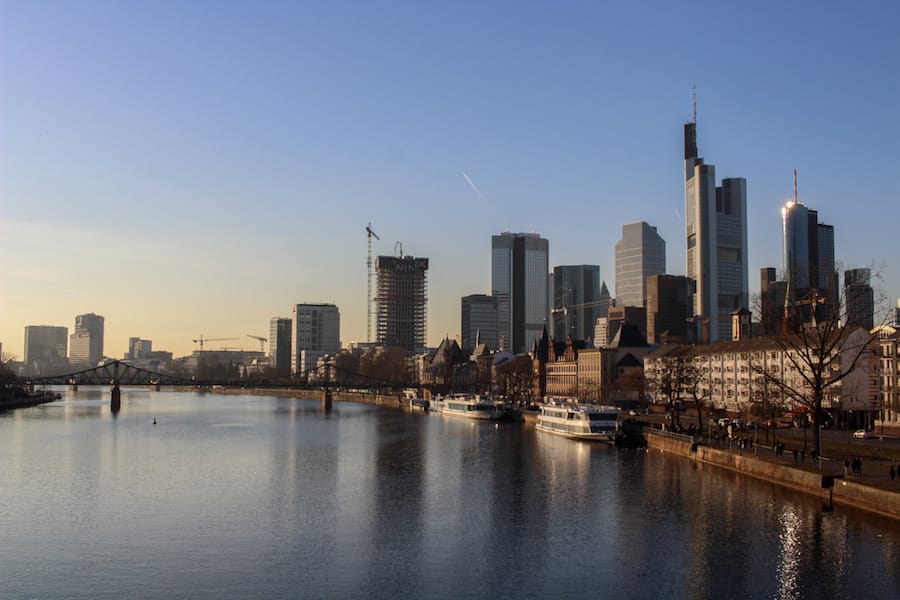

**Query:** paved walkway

left=709, top=438, right=900, bottom=494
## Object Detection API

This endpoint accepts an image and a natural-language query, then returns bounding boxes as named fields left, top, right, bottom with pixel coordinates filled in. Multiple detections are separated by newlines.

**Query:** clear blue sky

left=2, top=1, right=898, bottom=359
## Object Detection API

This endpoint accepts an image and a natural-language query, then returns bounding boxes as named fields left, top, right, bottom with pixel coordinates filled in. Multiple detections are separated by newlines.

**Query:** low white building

left=644, top=326, right=879, bottom=426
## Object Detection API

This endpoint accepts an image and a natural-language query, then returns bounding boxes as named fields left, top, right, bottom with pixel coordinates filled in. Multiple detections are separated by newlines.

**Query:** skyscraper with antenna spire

left=683, top=90, right=748, bottom=342
left=781, top=169, right=837, bottom=324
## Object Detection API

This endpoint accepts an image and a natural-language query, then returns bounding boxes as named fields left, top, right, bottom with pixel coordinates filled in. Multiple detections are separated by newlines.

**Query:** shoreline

left=644, top=429, right=900, bottom=521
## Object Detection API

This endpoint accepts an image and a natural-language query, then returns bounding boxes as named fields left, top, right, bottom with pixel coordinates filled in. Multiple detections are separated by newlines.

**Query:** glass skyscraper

left=552, top=265, right=601, bottom=342
left=615, top=221, right=666, bottom=308
left=684, top=116, right=748, bottom=342
left=491, top=232, right=549, bottom=354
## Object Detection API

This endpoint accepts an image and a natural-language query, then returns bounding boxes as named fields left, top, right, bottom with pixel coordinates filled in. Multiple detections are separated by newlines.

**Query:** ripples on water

left=0, top=389, right=898, bottom=599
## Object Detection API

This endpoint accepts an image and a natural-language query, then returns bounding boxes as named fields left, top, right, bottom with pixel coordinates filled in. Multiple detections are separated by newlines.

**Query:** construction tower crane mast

left=193, top=335, right=239, bottom=351
left=366, top=222, right=380, bottom=342
left=247, top=334, right=267, bottom=353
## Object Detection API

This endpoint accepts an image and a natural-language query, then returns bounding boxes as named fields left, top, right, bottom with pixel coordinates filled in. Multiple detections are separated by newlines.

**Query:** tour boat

left=434, top=394, right=506, bottom=420
left=535, top=402, right=620, bottom=441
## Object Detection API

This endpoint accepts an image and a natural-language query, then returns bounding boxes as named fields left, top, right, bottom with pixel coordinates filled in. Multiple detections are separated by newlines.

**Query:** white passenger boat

left=535, top=402, right=620, bottom=441
left=434, top=395, right=506, bottom=420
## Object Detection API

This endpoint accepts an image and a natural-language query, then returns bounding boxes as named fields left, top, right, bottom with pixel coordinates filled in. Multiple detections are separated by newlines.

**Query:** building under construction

left=375, top=255, right=428, bottom=352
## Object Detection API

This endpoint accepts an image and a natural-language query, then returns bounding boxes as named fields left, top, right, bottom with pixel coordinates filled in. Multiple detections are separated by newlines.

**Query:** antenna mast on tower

left=793, top=168, right=798, bottom=203
left=692, top=84, right=697, bottom=124
left=366, top=222, right=380, bottom=343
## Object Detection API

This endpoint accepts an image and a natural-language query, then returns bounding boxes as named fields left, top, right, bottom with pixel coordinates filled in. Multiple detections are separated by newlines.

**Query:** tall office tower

left=491, top=232, right=549, bottom=354
left=269, top=317, right=293, bottom=371
left=69, top=313, right=105, bottom=367
left=552, top=265, right=601, bottom=341
left=759, top=267, right=787, bottom=335
left=291, top=304, right=341, bottom=375
left=844, top=268, right=875, bottom=330
left=683, top=113, right=748, bottom=342
left=461, top=294, right=499, bottom=352
left=614, top=222, right=666, bottom=308
left=781, top=180, right=837, bottom=323
left=598, top=281, right=612, bottom=319
left=646, top=274, right=693, bottom=344
left=23, top=325, right=68, bottom=375
left=127, top=337, right=152, bottom=360
left=375, top=255, right=428, bottom=352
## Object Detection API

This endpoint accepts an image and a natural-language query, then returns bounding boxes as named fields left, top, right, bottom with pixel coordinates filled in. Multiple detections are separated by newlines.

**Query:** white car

left=853, top=429, right=874, bottom=439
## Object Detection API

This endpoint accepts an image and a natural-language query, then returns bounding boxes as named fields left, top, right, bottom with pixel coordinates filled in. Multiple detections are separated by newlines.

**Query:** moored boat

left=535, top=402, right=620, bottom=441
left=435, top=394, right=506, bottom=420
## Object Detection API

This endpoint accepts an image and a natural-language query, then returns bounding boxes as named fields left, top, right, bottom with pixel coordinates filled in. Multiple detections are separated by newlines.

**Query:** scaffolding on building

left=375, top=255, right=429, bottom=352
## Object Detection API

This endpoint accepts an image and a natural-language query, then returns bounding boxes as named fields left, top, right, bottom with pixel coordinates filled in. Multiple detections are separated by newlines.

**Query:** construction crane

left=366, top=222, right=380, bottom=342
left=247, top=334, right=267, bottom=353
left=193, top=335, right=239, bottom=351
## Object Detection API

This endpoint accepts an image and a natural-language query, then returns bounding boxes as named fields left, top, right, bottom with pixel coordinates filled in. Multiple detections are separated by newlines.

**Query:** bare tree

left=751, top=287, right=883, bottom=456
left=680, top=354, right=709, bottom=431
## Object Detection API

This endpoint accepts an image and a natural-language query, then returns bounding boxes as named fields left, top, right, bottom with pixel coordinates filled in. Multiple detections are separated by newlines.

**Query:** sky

left=2, top=1, right=899, bottom=360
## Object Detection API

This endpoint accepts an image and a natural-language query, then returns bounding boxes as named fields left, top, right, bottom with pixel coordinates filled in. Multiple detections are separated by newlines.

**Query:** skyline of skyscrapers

left=492, top=232, right=549, bottom=354
left=551, top=265, right=602, bottom=342
left=614, top=221, right=666, bottom=308
left=683, top=116, right=749, bottom=342
left=375, top=255, right=429, bottom=352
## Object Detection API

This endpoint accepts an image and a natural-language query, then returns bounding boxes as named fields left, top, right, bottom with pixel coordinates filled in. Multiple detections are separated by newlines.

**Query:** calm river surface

left=1, top=388, right=899, bottom=599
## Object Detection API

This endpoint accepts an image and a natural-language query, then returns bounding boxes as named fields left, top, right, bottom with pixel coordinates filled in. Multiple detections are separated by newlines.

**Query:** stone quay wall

left=645, top=429, right=900, bottom=521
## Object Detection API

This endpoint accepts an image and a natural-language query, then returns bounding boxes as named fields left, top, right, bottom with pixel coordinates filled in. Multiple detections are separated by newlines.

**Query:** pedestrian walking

left=843, top=459, right=850, bottom=476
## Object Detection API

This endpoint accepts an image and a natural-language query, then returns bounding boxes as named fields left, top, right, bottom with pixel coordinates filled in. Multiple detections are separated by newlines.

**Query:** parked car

left=853, top=429, right=874, bottom=439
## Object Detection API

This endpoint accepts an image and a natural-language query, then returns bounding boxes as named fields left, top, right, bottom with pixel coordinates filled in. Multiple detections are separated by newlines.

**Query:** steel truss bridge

left=25, top=360, right=417, bottom=412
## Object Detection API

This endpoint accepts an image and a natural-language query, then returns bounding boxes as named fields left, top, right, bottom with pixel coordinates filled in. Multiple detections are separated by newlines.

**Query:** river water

left=1, top=388, right=898, bottom=599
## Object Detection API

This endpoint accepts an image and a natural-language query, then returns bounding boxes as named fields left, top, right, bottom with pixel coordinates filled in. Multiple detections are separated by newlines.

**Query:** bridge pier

left=150, top=383, right=161, bottom=392
left=110, top=383, right=121, bottom=414
left=69, top=379, right=78, bottom=392
left=323, top=389, right=333, bottom=412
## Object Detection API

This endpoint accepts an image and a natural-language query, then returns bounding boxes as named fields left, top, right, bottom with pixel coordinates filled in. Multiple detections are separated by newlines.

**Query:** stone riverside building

left=533, top=324, right=650, bottom=404
left=643, top=327, right=879, bottom=428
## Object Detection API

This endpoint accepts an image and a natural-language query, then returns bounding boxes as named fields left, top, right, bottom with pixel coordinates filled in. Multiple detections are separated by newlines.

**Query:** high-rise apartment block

left=844, top=268, right=875, bottom=330
left=24, top=325, right=68, bottom=375
left=492, top=232, right=549, bottom=354
left=375, top=255, right=428, bottom=352
left=69, top=313, right=105, bottom=367
left=615, top=222, right=665, bottom=308
left=552, top=265, right=601, bottom=342
left=646, top=274, right=694, bottom=344
left=460, top=294, right=498, bottom=352
left=269, top=317, right=293, bottom=371
left=291, top=304, right=341, bottom=375
left=683, top=114, right=748, bottom=342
